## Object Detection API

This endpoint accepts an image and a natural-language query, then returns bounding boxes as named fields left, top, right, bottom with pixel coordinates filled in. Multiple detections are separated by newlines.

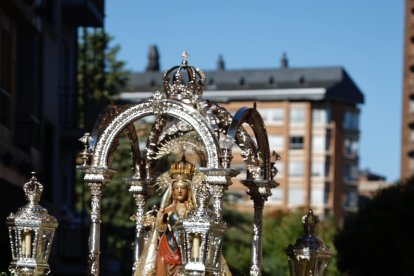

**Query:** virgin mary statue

left=134, top=155, right=197, bottom=275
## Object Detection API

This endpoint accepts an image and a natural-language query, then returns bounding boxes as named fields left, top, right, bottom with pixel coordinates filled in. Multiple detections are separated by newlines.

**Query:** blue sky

left=105, top=1, right=404, bottom=182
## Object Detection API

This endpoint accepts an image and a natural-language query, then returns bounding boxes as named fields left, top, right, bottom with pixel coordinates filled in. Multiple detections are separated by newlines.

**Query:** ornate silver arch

left=83, top=98, right=221, bottom=275
left=227, top=106, right=271, bottom=180
left=226, top=106, right=276, bottom=276
left=91, top=99, right=220, bottom=169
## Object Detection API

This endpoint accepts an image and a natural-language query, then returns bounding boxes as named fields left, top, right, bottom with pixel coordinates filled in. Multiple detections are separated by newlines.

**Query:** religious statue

left=135, top=154, right=197, bottom=275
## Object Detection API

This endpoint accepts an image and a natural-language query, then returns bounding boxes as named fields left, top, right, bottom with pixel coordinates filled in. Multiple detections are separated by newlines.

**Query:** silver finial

left=196, top=184, right=210, bottom=209
left=181, top=51, right=189, bottom=61
left=79, top=132, right=93, bottom=147
left=79, top=133, right=93, bottom=166
left=23, top=172, right=43, bottom=206
left=302, top=209, right=319, bottom=237
left=181, top=51, right=189, bottom=65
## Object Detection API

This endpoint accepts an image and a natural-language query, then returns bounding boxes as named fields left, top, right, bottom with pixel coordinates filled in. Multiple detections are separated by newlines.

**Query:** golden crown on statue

left=169, top=154, right=196, bottom=180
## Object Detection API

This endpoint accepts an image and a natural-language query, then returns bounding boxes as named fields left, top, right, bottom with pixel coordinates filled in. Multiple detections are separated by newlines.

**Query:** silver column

left=84, top=168, right=114, bottom=276
left=250, top=197, right=264, bottom=276
left=201, top=168, right=239, bottom=222
left=126, top=178, right=151, bottom=272
left=242, top=179, right=276, bottom=276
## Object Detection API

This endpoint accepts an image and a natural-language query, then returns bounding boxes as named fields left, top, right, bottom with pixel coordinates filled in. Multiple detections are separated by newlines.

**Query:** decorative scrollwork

left=150, top=91, right=164, bottom=115
left=89, top=183, right=103, bottom=223
left=154, top=131, right=207, bottom=166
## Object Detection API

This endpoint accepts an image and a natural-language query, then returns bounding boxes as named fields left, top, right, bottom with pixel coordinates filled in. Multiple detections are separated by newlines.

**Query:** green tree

left=335, top=179, right=414, bottom=276
left=77, top=28, right=129, bottom=128
left=223, top=209, right=253, bottom=274
left=223, top=208, right=338, bottom=276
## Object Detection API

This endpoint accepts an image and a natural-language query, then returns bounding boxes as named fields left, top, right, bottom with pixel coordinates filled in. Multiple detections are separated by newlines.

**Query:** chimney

left=217, top=54, right=225, bottom=71
left=280, top=52, right=289, bottom=69
left=146, top=45, right=160, bottom=72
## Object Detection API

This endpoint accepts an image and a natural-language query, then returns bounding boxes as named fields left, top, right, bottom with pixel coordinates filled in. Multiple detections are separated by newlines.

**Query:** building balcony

left=343, top=179, right=358, bottom=187
left=406, top=141, right=414, bottom=156
left=406, top=112, right=414, bottom=125
left=62, top=0, right=104, bottom=27
left=407, top=77, right=414, bottom=87
left=406, top=43, right=414, bottom=61
left=343, top=153, right=359, bottom=161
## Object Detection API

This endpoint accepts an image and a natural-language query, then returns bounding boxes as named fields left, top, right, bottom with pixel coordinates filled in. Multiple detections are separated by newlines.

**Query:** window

left=288, top=187, right=304, bottom=205
left=312, top=135, right=325, bottom=152
left=343, top=111, right=359, bottom=130
left=275, top=162, right=284, bottom=177
left=259, top=108, right=284, bottom=124
left=324, top=183, right=330, bottom=204
left=311, top=162, right=325, bottom=177
left=325, top=157, right=331, bottom=178
left=224, top=192, right=245, bottom=204
left=289, top=161, right=304, bottom=177
left=259, top=109, right=272, bottom=123
left=344, top=191, right=358, bottom=208
left=290, top=107, right=305, bottom=124
left=410, top=157, right=414, bottom=173
left=272, top=108, right=284, bottom=122
left=344, top=139, right=359, bottom=156
left=343, top=164, right=358, bottom=181
left=311, top=188, right=324, bottom=206
left=289, top=136, right=304, bottom=150
left=312, top=108, right=328, bottom=125
left=268, top=135, right=284, bottom=151
left=269, top=188, right=282, bottom=202
left=410, top=97, right=414, bottom=113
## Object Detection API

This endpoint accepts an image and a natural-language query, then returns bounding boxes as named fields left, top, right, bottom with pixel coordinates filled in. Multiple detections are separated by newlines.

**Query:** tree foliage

left=77, top=28, right=129, bottom=128
left=223, top=208, right=338, bottom=276
left=335, top=179, right=414, bottom=276
left=77, top=28, right=129, bottom=101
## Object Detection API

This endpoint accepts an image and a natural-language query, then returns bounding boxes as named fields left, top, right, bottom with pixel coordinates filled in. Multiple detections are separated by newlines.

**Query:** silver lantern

left=177, top=185, right=226, bottom=275
left=6, top=173, right=58, bottom=276
left=286, top=209, right=333, bottom=276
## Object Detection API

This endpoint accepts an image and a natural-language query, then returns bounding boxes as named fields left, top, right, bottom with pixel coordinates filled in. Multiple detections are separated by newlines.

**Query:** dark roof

left=124, top=67, right=364, bottom=104
left=359, top=169, right=386, bottom=181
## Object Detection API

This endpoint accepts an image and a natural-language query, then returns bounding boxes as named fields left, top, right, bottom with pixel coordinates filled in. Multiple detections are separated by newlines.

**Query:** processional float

left=77, top=52, right=278, bottom=275
left=6, top=53, right=333, bottom=276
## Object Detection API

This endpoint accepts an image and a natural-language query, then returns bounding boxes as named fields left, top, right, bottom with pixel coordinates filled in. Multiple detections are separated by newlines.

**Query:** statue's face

left=172, top=179, right=189, bottom=203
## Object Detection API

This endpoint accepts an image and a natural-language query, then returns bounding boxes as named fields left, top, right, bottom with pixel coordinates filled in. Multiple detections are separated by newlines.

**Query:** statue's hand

left=156, top=208, right=167, bottom=232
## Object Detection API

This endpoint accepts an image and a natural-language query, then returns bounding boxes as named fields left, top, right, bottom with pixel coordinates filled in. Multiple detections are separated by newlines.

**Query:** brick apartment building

left=120, top=49, right=364, bottom=220
left=401, top=0, right=414, bottom=181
